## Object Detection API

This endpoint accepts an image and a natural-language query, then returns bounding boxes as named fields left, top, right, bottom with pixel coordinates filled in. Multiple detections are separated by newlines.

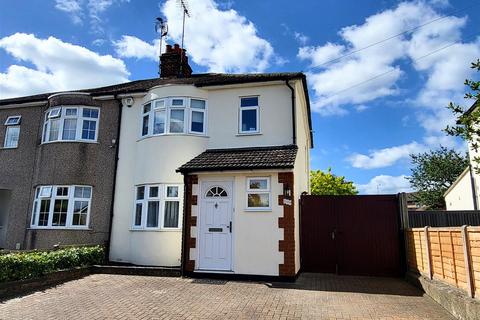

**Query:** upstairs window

left=133, top=184, right=182, bottom=230
left=4, top=116, right=21, bottom=148
left=141, top=98, right=207, bottom=137
left=31, top=185, right=92, bottom=228
left=42, top=106, right=99, bottom=143
left=239, top=96, right=259, bottom=134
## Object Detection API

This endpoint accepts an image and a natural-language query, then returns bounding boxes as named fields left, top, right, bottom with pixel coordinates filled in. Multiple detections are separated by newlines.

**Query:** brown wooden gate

left=300, top=195, right=402, bottom=277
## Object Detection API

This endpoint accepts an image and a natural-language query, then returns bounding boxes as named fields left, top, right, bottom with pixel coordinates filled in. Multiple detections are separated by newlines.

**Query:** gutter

left=105, top=96, right=123, bottom=262
left=285, top=80, right=296, bottom=145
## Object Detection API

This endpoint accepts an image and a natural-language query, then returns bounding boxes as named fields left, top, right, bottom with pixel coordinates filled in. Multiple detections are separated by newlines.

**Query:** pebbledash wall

left=0, top=93, right=119, bottom=249
left=109, top=80, right=310, bottom=277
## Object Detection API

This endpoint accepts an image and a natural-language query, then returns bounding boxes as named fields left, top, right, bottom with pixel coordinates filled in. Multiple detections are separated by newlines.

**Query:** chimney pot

left=160, top=43, right=192, bottom=78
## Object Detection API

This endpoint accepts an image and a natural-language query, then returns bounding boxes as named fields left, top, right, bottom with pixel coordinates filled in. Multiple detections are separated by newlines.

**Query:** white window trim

left=31, top=185, right=92, bottom=229
left=42, top=106, right=100, bottom=144
left=239, top=96, right=260, bottom=134
left=4, top=115, right=21, bottom=126
left=131, top=184, right=183, bottom=230
left=245, top=177, right=271, bottom=211
left=3, top=126, right=20, bottom=149
left=140, top=97, right=208, bottom=138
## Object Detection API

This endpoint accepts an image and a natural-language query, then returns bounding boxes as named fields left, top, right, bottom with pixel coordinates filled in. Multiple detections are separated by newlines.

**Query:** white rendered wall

left=445, top=168, right=475, bottom=210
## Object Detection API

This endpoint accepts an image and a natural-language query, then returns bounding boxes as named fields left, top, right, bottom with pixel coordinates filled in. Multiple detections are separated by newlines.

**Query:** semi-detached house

left=0, top=44, right=313, bottom=279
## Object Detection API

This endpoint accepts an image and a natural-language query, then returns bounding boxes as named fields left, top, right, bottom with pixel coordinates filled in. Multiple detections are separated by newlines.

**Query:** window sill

left=244, top=208, right=272, bottom=212
left=236, top=132, right=262, bottom=136
left=0, top=146, right=18, bottom=150
left=41, top=140, right=99, bottom=145
left=129, top=228, right=182, bottom=232
left=137, top=133, right=209, bottom=142
left=27, top=227, right=92, bottom=231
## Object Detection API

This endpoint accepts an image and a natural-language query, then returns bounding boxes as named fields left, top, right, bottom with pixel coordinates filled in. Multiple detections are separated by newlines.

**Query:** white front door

left=198, top=180, right=233, bottom=271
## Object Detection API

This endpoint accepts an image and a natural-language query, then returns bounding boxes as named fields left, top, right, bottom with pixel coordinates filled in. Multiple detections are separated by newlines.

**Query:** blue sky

left=1, top=0, right=479, bottom=193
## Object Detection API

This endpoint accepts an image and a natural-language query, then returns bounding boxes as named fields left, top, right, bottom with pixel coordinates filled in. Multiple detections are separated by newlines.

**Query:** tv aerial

left=155, top=17, right=168, bottom=75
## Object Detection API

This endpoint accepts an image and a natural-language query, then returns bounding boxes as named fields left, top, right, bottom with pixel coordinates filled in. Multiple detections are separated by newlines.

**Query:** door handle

left=331, top=229, right=336, bottom=240
left=228, top=221, right=232, bottom=233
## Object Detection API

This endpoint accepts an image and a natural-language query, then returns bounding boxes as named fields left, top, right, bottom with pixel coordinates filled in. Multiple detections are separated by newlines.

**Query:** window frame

left=140, top=97, right=208, bottom=138
left=31, top=185, right=92, bottom=229
left=3, top=125, right=20, bottom=149
left=42, top=106, right=100, bottom=144
left=239, top=96, right=260, bottom=134
left=245, top=177, right=271, bottom=211
left=131, top=184, right=182, bottom=230
left=4, top=115, right=21, bottom=126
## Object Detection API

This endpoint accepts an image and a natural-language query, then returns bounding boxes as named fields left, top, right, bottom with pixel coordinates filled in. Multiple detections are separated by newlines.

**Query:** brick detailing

left=190, top=216, right=197, bottom=227
left=278, top=172, right=295, bottom=277
left=183, top=175, right=198, bottom=272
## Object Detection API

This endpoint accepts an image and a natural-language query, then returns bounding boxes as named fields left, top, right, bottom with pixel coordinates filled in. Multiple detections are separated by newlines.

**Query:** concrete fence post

left=461, top=225, right=474, bottom=298
left=424, top=226, right=433, bottom=280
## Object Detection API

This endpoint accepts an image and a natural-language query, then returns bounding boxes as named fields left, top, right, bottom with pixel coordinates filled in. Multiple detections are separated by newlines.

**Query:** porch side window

left=246, top=177, right=270, bottom=210
left=132, top=184, right=182, bottom=230
left=239, top=96, right=259, bottom=134
left=31, top=185, right=92, bottom=228
left=3, top=116, right=21, bottom=148
left=42, top=106, right=99, bottom=143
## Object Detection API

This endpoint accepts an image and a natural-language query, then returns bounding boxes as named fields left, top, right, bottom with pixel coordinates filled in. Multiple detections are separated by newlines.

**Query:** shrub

left=0, top=246, right=104, bottom=283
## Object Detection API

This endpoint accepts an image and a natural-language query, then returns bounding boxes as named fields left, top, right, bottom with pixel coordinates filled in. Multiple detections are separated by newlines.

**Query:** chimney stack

left=160, top=43, right=192, bottom=78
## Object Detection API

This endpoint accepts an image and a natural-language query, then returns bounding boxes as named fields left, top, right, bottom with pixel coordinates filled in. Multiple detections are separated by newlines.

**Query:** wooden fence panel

left=470, top=228, right=480, bottom=298
left=406, top=226, right=480, bottom=299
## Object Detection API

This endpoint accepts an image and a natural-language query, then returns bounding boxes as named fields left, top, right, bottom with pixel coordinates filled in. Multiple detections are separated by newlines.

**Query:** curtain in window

left=164, top=201, right=179, bottom=227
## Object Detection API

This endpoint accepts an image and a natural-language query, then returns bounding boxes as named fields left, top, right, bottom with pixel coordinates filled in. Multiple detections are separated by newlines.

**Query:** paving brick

left=0, top=273, right=454, bottom=319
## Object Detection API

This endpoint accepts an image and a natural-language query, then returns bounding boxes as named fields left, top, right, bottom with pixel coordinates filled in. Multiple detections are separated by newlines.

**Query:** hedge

left=0, top=246, right=104, bottom=283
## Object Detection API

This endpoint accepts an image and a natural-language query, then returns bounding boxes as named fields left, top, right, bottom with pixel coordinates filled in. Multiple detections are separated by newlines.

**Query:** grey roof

left=0, top=72, right=305, bottom=106
left=177, top=145, right=298, bottom=173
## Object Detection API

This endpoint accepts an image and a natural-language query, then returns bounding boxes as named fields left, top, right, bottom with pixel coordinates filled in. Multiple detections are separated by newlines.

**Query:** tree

left=445, top=59, right=480, bottom=171
left=310, top=168, right=358, bottom=195
left=407, top=147, right=468, bottom=209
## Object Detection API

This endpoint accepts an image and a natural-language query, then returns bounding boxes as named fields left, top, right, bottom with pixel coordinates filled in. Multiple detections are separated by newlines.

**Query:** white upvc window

left=31, top=185, right=92, bottom=229
left=246, top=177, right=271, bottom=210
left=239, top=96, right=259, bottom=134
left=141, top=97, right=207, bottom=137
left=42, top=106, right=100, bottom=143
left=132, top=184, right=182, bottom=230
left=3, top=115, right=21, bottom=149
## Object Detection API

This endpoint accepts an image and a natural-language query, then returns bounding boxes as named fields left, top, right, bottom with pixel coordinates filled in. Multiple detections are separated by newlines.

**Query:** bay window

left=42, top=106, right=100, bottom=143
left=132, top=184, right=182, bottom=230
left=141, top=97, right=207, bottom=137
left=31, top=185, right=92, bottom=228
left=246, top=177, right=271, bottom=210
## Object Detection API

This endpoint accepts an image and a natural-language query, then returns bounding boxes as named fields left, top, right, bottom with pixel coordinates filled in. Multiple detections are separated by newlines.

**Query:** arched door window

left=205, top=186, right=228, bottom=197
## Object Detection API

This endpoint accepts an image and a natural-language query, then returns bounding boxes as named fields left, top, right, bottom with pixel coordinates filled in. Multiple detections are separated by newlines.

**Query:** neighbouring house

left=406, top=192, right=426, bottom=211
left=444, top=99, right=480, bottom=211
left=107, top=44, right=313, bottom=278
left=0, top=92, right=120, bottom=249
left=0, top=43, right=312, bottom=279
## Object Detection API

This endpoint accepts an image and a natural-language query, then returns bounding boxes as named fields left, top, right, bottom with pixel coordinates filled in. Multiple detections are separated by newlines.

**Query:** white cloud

left=113, top=36, right=159, bottom=60
left=356, top=175, right=412, bottom=194
left=299, top=1, right=480, bottom=120
left=55, top=0, right=83, bottom=24
left=294, top=32, right=309, bottom=45
left=347, top=142, right=425, bottom=169
left=54, top=0, right=129, bottom=35
left=0, top=33, right=129, bottom=99
left=160, top=0, right=275, bottom=73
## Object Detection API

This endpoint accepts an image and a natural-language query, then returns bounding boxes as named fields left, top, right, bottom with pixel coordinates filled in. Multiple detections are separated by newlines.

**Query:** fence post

left=424, top=226, right=433, bottom=280
left=461, top=225, right=474, bottom=298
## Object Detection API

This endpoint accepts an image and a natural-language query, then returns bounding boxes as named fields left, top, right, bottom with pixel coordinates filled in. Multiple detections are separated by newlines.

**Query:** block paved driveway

left=0, top=273, right=454, bottom=319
